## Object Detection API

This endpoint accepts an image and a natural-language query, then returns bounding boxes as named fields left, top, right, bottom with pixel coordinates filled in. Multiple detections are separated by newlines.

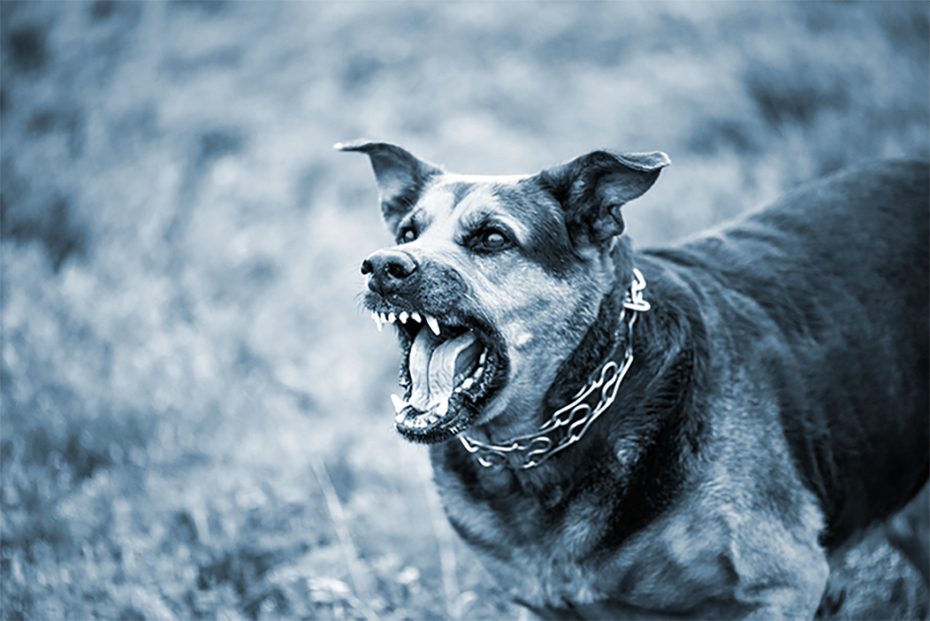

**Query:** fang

left=426, top=316, right=441, bottom=336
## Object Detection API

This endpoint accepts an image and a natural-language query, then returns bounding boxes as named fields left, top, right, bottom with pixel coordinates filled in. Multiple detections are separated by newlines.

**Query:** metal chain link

left=459, top=268, right=651, bottom=470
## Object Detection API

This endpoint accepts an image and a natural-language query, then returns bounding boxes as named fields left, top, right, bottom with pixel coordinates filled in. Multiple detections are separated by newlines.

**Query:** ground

left=1, top=2, right=928, bottom=619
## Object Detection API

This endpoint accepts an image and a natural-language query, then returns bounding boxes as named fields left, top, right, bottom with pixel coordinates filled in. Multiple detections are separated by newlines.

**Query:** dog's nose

left=361, top=249, right=419, bottom=294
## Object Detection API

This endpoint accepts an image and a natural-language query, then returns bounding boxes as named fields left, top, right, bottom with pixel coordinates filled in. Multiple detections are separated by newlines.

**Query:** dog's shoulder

left=763, top=158, right=928, bottom=235
left=829, top=157, right=928, bottom=196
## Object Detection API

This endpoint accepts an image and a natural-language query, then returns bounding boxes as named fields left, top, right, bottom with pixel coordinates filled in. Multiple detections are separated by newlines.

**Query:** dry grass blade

left=311, top=458, right=379, bottom=621
left=416, top=454, right=461, bottom=618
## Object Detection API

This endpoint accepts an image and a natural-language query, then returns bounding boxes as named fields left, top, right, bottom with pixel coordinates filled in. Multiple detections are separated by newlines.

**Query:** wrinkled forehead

left=412, top=174, right=578, bottom=274
left=417, top=175, right=558, bottom=236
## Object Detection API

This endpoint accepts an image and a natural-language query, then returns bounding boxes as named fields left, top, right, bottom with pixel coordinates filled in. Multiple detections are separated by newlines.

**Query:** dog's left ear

left=536, top=150, right=670, bottom=246
left=335, top=139, right=443, bottom=233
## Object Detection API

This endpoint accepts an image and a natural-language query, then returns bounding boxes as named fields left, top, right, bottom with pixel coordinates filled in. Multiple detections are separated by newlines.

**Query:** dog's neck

left=469, top=239, right=635, bottom=447
left=542, top=245, right=634, bottom=414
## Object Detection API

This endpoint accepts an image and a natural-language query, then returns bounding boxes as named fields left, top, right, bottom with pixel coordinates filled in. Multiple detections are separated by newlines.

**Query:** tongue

left=428, top=332, right=479, bottom=413
left=408, top=329, right=480, bottom=413
left=408, top=330, right=434, bottom=409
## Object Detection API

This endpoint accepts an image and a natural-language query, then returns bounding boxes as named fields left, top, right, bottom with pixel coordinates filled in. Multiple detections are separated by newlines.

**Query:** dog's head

left=340, top=140, right=668, bottom=443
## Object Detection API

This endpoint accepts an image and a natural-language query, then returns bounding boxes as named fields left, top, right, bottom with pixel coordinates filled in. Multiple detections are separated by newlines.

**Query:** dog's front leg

left=731, top=542, right=830, bottom=620
left=737, top=586, right=829, bottom=620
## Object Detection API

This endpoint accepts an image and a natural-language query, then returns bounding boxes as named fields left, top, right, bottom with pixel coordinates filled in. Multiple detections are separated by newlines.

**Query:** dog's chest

left=433, top=471, right=609, bottom=606
left=431, top=452, right=735, bottom=610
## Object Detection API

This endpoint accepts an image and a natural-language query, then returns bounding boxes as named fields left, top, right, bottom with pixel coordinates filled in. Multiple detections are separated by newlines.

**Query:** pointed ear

left=335, top=140, right=442, bottom=232
left=536, top=150, right=670, bottom=246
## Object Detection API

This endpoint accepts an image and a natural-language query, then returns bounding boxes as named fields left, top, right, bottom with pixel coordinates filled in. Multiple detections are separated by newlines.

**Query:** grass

left=1, top=1, right=928, bottom=619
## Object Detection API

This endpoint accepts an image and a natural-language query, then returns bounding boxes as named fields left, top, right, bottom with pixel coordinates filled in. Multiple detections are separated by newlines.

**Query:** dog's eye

left=398, top=227, right=418, bottom=244
left=468, top=229, right=513, bottom=253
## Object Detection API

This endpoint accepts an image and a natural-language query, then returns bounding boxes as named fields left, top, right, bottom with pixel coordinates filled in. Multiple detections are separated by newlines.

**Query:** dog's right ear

left=335, top=140, right=442, bottom=233
left=535, top=149, right=670, bottom=247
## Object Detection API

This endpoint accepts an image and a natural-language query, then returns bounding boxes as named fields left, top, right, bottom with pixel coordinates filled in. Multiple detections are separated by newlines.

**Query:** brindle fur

left=345, top=141, right=929, bottom=619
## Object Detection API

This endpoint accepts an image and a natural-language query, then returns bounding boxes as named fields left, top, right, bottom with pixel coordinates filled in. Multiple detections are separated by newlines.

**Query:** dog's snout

left=362, top=249, right=419, bottom=294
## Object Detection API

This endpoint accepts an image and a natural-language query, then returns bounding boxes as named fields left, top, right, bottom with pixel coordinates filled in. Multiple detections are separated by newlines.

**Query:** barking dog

left=341, top=140, right=929, bottom=619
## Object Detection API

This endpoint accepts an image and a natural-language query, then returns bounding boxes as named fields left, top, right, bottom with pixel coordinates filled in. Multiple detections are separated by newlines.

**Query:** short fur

left=345, top=141, right=929, bottom=619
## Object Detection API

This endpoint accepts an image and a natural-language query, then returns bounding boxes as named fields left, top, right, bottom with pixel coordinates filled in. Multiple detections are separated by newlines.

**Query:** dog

left=340, top=140, right=929, bottom=619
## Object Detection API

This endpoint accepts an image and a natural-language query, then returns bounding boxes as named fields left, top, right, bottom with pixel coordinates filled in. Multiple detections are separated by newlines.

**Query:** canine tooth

left=479, top=350, right=487, bottom=364
left=399, top=311, right=409, bottom=324
left=388, top=312, right=397, bottom=324
left=390, top=393, right=406, bottom=413
left=426, top=316, right=441, bottom=336
left=473, top=366, right=484, bottom=380
left=411, top=312, right=422, bottom=323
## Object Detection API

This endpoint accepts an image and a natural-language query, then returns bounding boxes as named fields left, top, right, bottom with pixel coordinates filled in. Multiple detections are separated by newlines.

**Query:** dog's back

left=648, top=159, right=929, bottom=547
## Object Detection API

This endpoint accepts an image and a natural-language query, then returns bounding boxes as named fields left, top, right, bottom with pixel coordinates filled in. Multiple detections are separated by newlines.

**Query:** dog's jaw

left=469, top=256, right=620, bottom=442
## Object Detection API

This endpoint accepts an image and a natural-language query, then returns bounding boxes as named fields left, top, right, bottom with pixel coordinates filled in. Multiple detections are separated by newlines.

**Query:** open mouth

left=367, top=304, right=508, bottom=443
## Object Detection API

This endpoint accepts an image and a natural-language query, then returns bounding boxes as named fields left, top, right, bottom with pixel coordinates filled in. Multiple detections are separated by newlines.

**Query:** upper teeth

left=370, top=309, right=438, bottom=334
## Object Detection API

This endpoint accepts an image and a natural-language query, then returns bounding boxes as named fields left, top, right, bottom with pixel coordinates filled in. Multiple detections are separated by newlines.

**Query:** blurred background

left=1, top=2, right=927, bottom=619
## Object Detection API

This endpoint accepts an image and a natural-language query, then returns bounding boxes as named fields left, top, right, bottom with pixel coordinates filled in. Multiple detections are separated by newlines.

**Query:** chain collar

left=458, top=268, right=651, bottom=470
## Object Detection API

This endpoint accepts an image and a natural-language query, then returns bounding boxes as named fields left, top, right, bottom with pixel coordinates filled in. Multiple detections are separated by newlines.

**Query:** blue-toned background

left=2, top=2, right=927, bottom=619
